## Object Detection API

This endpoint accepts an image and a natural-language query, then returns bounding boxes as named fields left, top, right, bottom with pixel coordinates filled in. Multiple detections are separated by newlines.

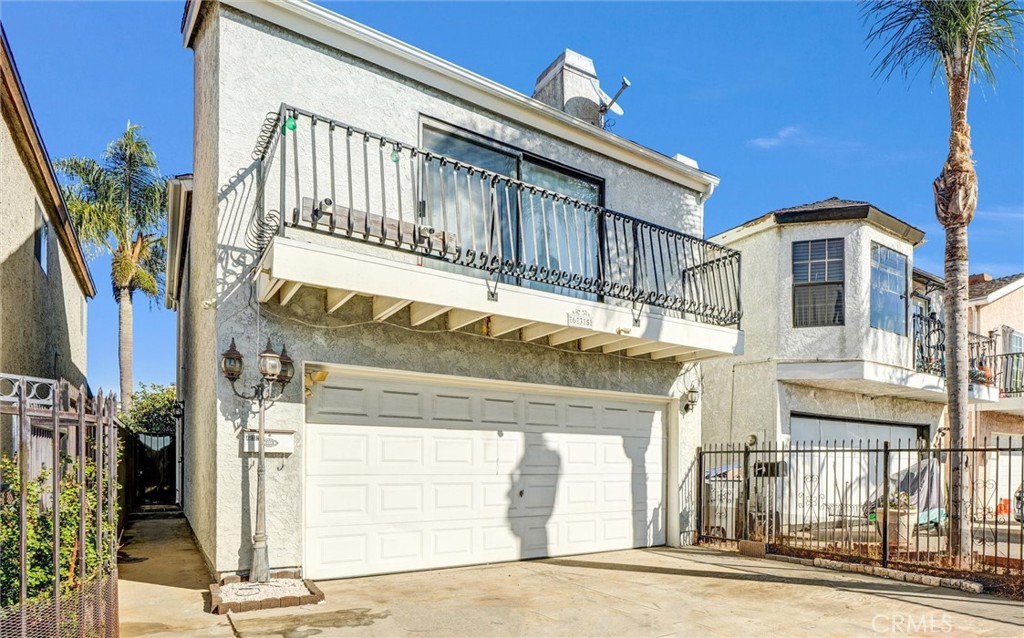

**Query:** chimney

left=533, top=49, right=605, bottom=127
left=969, top=273, right=993, bottom=284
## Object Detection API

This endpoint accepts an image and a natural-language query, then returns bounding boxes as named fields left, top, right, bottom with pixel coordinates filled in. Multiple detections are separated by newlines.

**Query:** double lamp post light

left=220, top=337, right=294, bottom=583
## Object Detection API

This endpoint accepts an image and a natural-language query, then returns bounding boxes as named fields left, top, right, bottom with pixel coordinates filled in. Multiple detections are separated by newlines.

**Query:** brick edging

left=765, top=553, right=984, bottom=594
left=209, top=578, right=326, bottom=615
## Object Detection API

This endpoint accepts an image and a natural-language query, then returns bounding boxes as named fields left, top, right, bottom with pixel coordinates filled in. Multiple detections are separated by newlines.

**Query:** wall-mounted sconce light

left=684, top=387, right=699, bottom=412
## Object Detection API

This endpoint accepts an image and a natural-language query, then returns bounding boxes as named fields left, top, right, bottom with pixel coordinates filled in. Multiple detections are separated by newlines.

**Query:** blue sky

left=2, top=1, right=1022, bottom=394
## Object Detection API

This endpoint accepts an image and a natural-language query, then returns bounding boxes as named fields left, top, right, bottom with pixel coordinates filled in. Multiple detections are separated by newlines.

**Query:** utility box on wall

left=241, top=429, right=295, bottom=455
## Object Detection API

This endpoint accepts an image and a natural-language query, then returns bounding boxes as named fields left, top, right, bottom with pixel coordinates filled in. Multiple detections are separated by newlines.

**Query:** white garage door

left=304, top=371, right=666, bottom=580
left=788, top=416, right=924, bottom=523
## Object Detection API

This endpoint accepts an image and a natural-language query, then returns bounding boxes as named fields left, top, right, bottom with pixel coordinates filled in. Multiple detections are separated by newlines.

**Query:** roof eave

left=181, top=0, right=719, bottom=198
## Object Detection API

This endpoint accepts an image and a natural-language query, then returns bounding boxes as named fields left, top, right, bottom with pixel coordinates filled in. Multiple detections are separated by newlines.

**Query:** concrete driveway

left=120, top=519, right=1024, bottom=638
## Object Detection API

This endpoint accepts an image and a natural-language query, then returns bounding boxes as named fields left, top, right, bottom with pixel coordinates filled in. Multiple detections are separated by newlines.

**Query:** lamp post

left=220, top=337, right=294, bottom=583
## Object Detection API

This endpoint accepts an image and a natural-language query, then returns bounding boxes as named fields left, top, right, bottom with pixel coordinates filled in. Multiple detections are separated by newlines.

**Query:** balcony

left=978, top=352, right=1024, bottom=415
left=776, top=314, right=1000, bottom=404
left=912, top=314, right=996, bottom=383
left=249, top=105, right=743, bottom=361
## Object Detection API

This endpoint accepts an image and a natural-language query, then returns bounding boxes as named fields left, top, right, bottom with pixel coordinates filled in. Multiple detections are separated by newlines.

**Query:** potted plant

left=872, top=491, right=917, bottom=547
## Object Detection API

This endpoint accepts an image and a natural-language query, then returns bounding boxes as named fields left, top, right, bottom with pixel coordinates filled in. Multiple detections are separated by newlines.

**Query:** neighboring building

left=167, top=1, right=743, bottom=580
left=702, top=197, right=1001, bottom=450
left=0, top=25, right=96, bottom=389
left=969, top=272, right=1024, bottom=508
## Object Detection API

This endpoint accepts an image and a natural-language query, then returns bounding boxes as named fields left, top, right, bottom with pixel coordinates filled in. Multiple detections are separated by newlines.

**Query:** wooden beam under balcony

left=373, top=296, right=410, bottom=322
left=448, top=308, right=489, bottom=331
left=521, top=323, right=563, bottom=342
left=548, top=327, right=594, bottom=347
left=579, top=333, right=630, bottom=351
left=410, top=302, right=451, bottom=326
left=490, top=316, right=534, bottom=337
left=278, top=281, right=302, bottom=306
left=326, top=289, right=357, bottom=313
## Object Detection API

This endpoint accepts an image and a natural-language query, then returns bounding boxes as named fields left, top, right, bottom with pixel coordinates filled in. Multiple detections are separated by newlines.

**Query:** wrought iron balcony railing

left=912, top=314, right=995, bottom=383
left=913, top=314, right=945, bottom=376
left=252, top=105, right=742, bottom=327
left=991, top=352, right=1024, bottom=397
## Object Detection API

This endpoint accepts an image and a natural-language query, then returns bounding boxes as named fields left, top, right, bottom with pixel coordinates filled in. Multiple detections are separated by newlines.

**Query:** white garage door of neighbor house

left=304, top=371, right=667, bottom=580
left=790, top=415, right=922, bottom=446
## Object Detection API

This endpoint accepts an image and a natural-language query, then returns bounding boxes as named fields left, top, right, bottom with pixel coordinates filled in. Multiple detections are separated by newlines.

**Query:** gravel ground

left=218, top=579, right=311, bottom=604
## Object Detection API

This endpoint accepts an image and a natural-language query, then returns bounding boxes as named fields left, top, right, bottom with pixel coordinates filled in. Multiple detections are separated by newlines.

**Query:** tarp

left=861, top=457, right=946, bottom=525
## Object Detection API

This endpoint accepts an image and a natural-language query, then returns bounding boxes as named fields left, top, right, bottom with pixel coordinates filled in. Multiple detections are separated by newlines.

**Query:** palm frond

left=863, top=1, right=1023, bottom=85
left=57, top=124, right=170, bottom=303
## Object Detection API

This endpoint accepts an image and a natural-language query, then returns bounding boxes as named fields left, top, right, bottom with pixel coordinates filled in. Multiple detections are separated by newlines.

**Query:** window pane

left=421, top=128, right=518, bottom=280
left=810, top=261, right=827, bottom=282
left=809, top=240, right=827, bottom=261
left=792, top=241, right=809, bottom=263
left=869, top=243, right=907, bottom=335
left=793, top=262, right=809, bottom=283
left=827, top=238, right=844, bottom=259
left=794, top=283, right=844, bottom=327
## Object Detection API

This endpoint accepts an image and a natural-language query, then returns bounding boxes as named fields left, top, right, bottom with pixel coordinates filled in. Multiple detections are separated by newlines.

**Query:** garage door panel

left=309, top=472, right=664, bottom=529
left=306, top=373, right=667, bottom=580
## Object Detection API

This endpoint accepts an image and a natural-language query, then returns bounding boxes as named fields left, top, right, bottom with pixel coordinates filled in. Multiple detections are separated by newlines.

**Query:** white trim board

left=259, top=236, right=744, bottom=358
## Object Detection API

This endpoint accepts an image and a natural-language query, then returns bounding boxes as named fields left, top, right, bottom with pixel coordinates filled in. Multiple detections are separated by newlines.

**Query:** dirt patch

left=229, top=608, right=391, bottom=637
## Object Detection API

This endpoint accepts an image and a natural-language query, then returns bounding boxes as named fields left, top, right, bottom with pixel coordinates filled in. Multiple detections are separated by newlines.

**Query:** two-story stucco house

left=1, top=26, right=96, bottom=422
left=701, top=197, right=1002, bottom=450
left=968, top=272, right=1024, bottom=505
left=166, top=0, right=743, bottom=581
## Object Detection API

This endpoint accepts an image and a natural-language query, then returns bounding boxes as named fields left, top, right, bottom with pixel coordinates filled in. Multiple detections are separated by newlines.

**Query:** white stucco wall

left=185, top=4, right=713, bottom=576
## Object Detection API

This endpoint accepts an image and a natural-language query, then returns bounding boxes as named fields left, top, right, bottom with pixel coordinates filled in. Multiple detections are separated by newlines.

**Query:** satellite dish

left=592, top=78, right=626, bottom=116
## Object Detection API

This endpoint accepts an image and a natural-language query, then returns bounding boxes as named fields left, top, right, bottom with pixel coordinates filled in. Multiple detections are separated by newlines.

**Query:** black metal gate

left=122, top=430, right=176, bottom=511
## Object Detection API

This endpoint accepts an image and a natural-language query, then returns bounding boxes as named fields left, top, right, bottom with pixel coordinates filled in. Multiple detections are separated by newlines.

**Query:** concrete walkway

left=119, top=518, right=1024, bottom=638
left=118, top=517, right=230, bottom=638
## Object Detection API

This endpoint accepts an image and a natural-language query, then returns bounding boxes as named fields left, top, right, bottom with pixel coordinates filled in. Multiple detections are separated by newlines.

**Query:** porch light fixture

left=684, top=387, right=700, bottom=412
left=219, top=336, right=294, bottom=584
left=258, top=339, right=282, bottom=381
left=220, top=338, right=244, bottom=381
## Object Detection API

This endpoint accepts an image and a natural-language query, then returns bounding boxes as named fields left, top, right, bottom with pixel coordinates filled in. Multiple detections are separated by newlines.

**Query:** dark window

left=792, top=238, right=844, bottom=327
left=870, top=243, right=908, bottom=335
left=34, top=203, right=48, bottom=275
left=421, top=124, right=603, bottom=296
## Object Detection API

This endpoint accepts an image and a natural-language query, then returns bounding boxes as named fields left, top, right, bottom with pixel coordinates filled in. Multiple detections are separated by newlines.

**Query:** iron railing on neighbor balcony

left=697, top=439, right=1024, bottom=593
left=251, top=105, right=742, bottom=326
left=0, top=374, right=120, bottom=638
left=992, top=353, right=1024, bottom=398
left=912, top=314, right=995, bottom=383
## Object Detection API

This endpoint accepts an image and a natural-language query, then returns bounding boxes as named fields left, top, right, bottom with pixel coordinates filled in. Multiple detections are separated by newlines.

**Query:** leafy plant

left=0, top=454, right=118, bottom=608
left=121, top=383, right=177, bottom=434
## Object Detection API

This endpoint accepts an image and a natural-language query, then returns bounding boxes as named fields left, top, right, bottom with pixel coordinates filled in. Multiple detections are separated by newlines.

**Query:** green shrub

left=122, top=383, right=176, bottom=435
left=0, top=454, right=118, bottom=607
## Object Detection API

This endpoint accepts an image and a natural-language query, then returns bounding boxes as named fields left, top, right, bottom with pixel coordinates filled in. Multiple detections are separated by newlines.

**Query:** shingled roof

left=969, top=272, right=1024, bottom=300
left=768, top=197, right=873, bottom=214
left=713, top=196, right=925, bottom=246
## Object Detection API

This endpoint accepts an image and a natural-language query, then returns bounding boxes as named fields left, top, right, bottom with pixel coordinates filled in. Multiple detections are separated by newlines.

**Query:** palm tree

left=57, top=123, right=167, bottom=410
left=863, top=0, right=1022, bottom=557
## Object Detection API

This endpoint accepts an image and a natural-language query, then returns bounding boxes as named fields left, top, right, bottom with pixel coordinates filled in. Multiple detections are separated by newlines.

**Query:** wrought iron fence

left=992, top=353, right=1024, bottom=398
left=697, top=439, right=1024, bottom=587
left=252, top=105, right=742, bottom=326
left=0, top=374, right=120, bottom=638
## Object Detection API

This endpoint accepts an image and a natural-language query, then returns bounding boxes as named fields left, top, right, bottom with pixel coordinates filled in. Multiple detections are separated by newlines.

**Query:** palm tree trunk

left=943, top=223, right=970, bottom=560
left=118, top=287, right=134, bottom=411
left=934, top=63, right=977, bottom=561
